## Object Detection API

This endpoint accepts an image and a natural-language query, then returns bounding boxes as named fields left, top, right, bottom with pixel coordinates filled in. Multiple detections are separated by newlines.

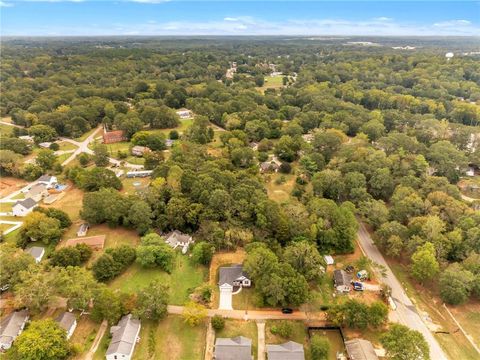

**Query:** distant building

left=164, top=230, right=193, bottom=254
left=218, top=264, right=251, bottom=310
left=131, top=145, right=150, bottom=157
left=25, top=183, right=49, bottom=202
left=18, top=135, right=34, bottom=143
left=324, top=255, right=335, bottom=266
left=260, top=161, right=280, bottom=173
left=126, top=170, right=152, bottom=178
left=214, top=336, right=252, bottom=360
left=12, top=198, right=37, bottom=217
left=333, top=269, right=352, bottom=293
left=38, top=142, right=52, bottom=149
left=25, top=246, right=45, bottom=263
left=103, top=130, right=126, bottom=144
left=0, top=310, right=29, bottom=350
left=106, top=314, right=141, bottom=360
left=37, top=175, right=58, bottom=189
left=176, top=109, right=192, bottom=119
left=55, top=312, right=77, bottom=340
left=466, top=167, right=475, bottom=177
left=267, top=341, right=305, bottom=360
left=344, top=339, right=379, bottom=360
left=65, top=235, right=106, bottom=250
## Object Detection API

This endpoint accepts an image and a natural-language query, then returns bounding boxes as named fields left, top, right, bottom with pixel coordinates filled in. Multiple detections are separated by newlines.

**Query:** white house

left=324, top=255, right=335, bottom=266
left=25, top=247, right=45, bottom=263
left=218, top=264, right=251, bottom=310
left=164, top=230, right=194, bottom=254
left=466, top=167, right=475, bottom=177
left=18, top=135, right=34, bottom=143
left=106, top=314, right=141, bottom=360
left=55, top=312, right=77, bottom=340
left=38, top=142, right=52, bottom=149
left=176, top=109, right=192, bottom=119
left=12, top=198, right=37, bottom=217
left=25, top=183, right=49, bottom=203
left=37, top=175, right=58, bottom=189
left=0, top=310, right=29, bottom=350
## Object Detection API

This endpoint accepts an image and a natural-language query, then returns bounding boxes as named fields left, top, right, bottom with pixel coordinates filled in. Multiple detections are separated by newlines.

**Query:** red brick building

left=103, top=130, right=126, bottom=144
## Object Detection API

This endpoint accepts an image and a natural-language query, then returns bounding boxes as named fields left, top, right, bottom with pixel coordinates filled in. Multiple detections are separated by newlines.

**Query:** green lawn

left=266, top=320, right=310, bottom=360
left=0, top=202, right=13, bottom=213
left=75, top=127, right=98, bottom=142
left=0, top=124, right=13, bottom=137
left=11, top=192, right=25, bottom=200
left=57, top=141, right=78, bottom=151
left=109, top=255, right=208, bottom=305
left=93, top=331, right=111, bottom=360
left=121, top=177, right=150, bottom=195
left=133, top=316, right=206, bottom=360
left=216, top=320, right=258, bottom=358
left=56, top=153, right=71, bottom=164
left=147, top=118, right=193, bottom=137
left=309, top=329, right=345, bottom=360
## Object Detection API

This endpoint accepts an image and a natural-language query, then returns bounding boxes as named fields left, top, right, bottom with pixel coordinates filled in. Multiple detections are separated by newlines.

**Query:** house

left=65, top=235, right=106, bottom=250
left=466, top=166, right=475, bottom=177
left=176, top=109, right=192, bottom=119
left=25, top=183, right=49, bottom=202
left=77, top=223, right=90, bottom=237
left=324, top=255, right=335, bottom=266
left=19, top=135, right=34, bottom=143
left=0, top=310, right=29, bottom=350
left=218, top=264, right=251, bottom=309
left=333, top=269, right=352, bottom=293
left=25, top=246, right=45, bottom=263
left=267, top=341, right=305, bottom=360
left=131, top=146, right=150, bottom=157
left=344, top=339, right=379, bottom=360
left=38, top=142, right=52, bottom=149
left=164, top=230, right=193, bottom=254
left=260, top=161, right=280, bottom=173
left=103, top=130, right=126, bottom=144
left=214, top=336, right=252, bottom=360
left=301, top=133, right=314, bottom=143
left=106, top=314, right=141, bottom=360
left=126, top=170, right=152, bottom=178
left=12, top=198, right=37, bottom=217
left=55, top=312, right=77, bottom=340
left=37, top=175, right=58, bottom=189
left=249, top=142, right=259, bottom=151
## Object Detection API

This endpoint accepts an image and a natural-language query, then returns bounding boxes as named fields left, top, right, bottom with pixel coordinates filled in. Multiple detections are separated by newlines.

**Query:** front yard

left=216, top=320, right=258, bottom=358
left=266, top=320, right=310, bottom=359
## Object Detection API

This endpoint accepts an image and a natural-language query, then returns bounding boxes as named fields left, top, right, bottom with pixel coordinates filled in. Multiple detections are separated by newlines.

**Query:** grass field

left=121, top=177, right=151, bottom=195
left=147, top=118, right=193, bottom=137
left=57, top=141, right=78, bottom=151
left=70, top=317, right=101, bottom=359
left=216, top=320, right=258, bottom=358
left=0, top=124, right=13, bottom=137
left=93, top=331, right=111, bottom=360
left=75, top=127, right=98, bottom=142
left=133, top=315, right=206, bottom=360
left=310, top=329, right=345, bottom=360
left=44, top=186, right=84, bottom=222
left=0, top=202, right=13, bottom=213
left=109, top=255, right=207, bottom=305
left=264, top=172, right=296, bottom=203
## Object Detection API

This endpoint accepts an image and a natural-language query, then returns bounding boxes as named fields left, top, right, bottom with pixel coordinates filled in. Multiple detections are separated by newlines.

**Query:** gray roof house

left=37, top=175, right=58, bottom=188
left=55, top=312, right=77, bottom=340
left=267, top=341, right=305, bottom=360
left=164, top=230, right=193, bottom=254
left=219, top=265, right=251, bottom=290
left=12, top=198, right=37, bottom=217
left=25, top=246, right=45, bottom=263
left=25, top=183, right=49, bottom=202
left=106, top=314, right=141, bottom=360
left=0, top=310, right=29, bottom=350
left=214, top=336, right=252, bottom=360
left=344, top=339, right=379, bottom=360
left=334, top=269, right=352, bottom=293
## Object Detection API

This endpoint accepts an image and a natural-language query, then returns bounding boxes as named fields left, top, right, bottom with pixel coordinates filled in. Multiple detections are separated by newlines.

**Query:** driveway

left=357, top=221, right=448, bottom=360
left=219, top=286, right=233, bottom=310
left=257, top=321, right=265, bottom=360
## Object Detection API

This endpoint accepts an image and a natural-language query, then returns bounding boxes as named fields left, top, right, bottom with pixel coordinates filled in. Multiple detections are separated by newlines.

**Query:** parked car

left=345, top=265, right=354, bottom=273
left=352, top=282, right=364, bottom=291
left=281, top=308, right=293, bottom=314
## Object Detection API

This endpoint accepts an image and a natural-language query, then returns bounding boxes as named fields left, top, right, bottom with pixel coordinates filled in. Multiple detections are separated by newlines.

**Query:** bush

left=169, top=130, right=179, bottom=140
left=118, top=150, right=128, bottom=159
left=211, top=315, right=225, bottom=331
left=311, top=335, right=329, bottom=360
left=78, top=153, right=90, bottom=167
left=92, top=245, right=136, bottom=281
left=191, top=242, right=215, bottom=265
left=49, top=142, right=60, bottom=151
left=279, top=162, right=292, bottom=174
left=50, top=244, right=92, bottom=267
left=270, top=321, right=292, bottom=338
left=257, top=152, right=268, bottom=162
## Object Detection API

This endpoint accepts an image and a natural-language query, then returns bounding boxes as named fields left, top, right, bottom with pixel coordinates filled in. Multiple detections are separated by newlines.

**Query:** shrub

left=311, top=335, right=329, bottom=360
left=49, top=142, right=60, bottom=151
left=279, top=162, right=292, bottom=174
left=211, top=315, right=225, bottom=331
left=169, top=130, right=179, bottom=140
left=270, top=321, right=292, bottom=338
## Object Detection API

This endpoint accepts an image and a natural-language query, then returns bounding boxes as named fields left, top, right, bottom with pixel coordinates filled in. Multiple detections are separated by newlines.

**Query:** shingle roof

left=345, top=339, right=379, bottom=360
left=25, top=246, right=45, bottom=260
left=26, top=183, right=48, bottom=197
left=214, top=336, right=252, bottom=360
left=0, top=310, right=29, bottom=347
left=106, top=314, right=141, bottom=357
left=14, top=198, right=37, bottom=210
left=164, top=230, right=192, bottom=247
left=55, top=312, right=76, bottom=332
left=218, top=265, right=249, bottom=286
left=267, top=341, right=305, bottom=360
left=334, top=269, right=352, bottom=287
left=37, top=175, right=54, bottom=182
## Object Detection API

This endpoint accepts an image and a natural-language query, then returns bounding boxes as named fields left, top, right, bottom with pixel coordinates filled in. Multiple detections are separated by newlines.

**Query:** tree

left=20, top=212, right=62, bottom=246
left=33, top=207, right=71, bottom=229
left=255, top=75, right=265, bottom=87
left=7, top=319, right=70, bottom=360
left=182, top=301, right=207, bottom=326
left=91, top=286, right=126, bottom=324
left=0, top=150, right=22, bottom=176
left=310, top=335, right=329, bottom=360
left=133, top=280, right=169, bottom=321
left=15, top=266, right=56, bottom=312
left=125, top=200, right=153, bottom=234
left=50, top=244, right=92, bottom=267
left=81, top=188, right=130, bottom=226
left=439, top=263, right=474, bottom=305
left=28, top=124, right=57, bottom=143
left=136, top=234, right=175, bottom=272
left=381, top=324, right=430, bottom=360
left=367, top=301, right=388, bottom=327
left=79, top=167, right=122, bottom=191
left=427, top=141, right=467, bottom=182
left=91, top=246, right=136, bottom=282
left=283, top=241, right=324, bottom=281
left=36, top=149, right=57, bottom=170
left=0, top=244, right=35, bottom=289
left=93, top=143, right=110, bottom=167
left=410, top=242, right=439, bottom=283
left=186, top=115, right=214, bottom=144
left=191, top=242, right=215, bottom=265
left=211, top=315, right=225, bottom=331
left=55, top=266, right=98, bottom=311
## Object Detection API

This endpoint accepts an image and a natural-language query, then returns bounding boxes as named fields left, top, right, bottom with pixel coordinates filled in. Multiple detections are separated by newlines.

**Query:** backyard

left=216, top=319, right=258, bottom=358
left=309, top=329, right=345, bottom=360
left=266, top=320, right=310, bottom=359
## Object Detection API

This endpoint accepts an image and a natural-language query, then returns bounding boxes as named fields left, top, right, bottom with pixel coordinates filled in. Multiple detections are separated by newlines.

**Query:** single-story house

left=43, top=193, right=60, bottom=205
left=55, top=312, right=77, bottom=340
left=267, top=341, right=305, bottom=360
left=0, top=310, right=29, bottom=350
left=466, top=167, right=475, bottom=177
left=334, top=269, right=352, bottom=293
left=301, top=133, right=314, bottom=143
left=218, top=265, right=251, bottom=310
left=176, top=109, right=192, bottom=119
left=37, top=175, right=58, bottom=189
left=249, top=142, right=259, bottom=151
left=260, top=161, right=280, bottom=173
left=77, top=223, right=90, bottom=237
left=344, top=339, right=379, bottom=360
left=106, top=314, right=141, bottom=360
left=214, top=336, right=252, bottom=360
left=38, top=142, right=52, bottom=149
left=164, top=230, right=193, bottom=254
left=131, top=146, right=150, bottom=157
left=324, top=255, right=335, bottom=266
left=25, top=246, right=45, bottom=263
left=18, top=135, right=34, bottom=143
left=103, top=130, right=126, bottom=144
left=25, top=183, right=49, bottom=203
left=12, top=198, right=37, bottom=217
left=126, top=170, right=152, bottom=178
left=65, top=235, right=106, bottom=250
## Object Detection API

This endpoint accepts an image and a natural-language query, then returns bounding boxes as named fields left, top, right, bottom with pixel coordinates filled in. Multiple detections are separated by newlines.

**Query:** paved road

left=357, top=222, right=448, bottom=360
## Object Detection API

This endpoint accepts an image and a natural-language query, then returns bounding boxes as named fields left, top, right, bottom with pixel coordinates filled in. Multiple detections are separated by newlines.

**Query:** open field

left=109, top=255, right=207, bottom=305
left=44, top=185, right=84, bottom=221
left=216, top=320, right=258, bottom=358
left=121, top=177, right=151, bottom=195
left=57, top=141, right=78, bottom=151
left=0, top=124, right=13, bottom=137
left=0, top=177, right=28, bottom=198
left=258, top=75, right=284, bottom=93
left=147, top=118, right=193, bottom=137
left=133, top=315, right=206, bottom=360
left=264, top=172, right=296, bottom=203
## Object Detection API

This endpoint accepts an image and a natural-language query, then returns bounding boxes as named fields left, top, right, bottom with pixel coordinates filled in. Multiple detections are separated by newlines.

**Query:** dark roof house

left=0, top=310, right=29, bottom=350
left=55, top=312, right=77, bottom=340
left=267, top=341, right=305, bottom=360
left=218, top=264, right=251, bottom=288
left=344, top=339, right=379, bottom=360
left=106, top=314, right=141, bottom=360
left=334, top=269, right=352, bottom=292
left=25, top=246, right=45, bottom=263
left=214, top=336, right=252, bottom=360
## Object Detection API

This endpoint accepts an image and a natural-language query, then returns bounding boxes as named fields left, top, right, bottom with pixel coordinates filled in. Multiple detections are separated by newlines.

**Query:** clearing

left=264, top=172, right=296, bottom=204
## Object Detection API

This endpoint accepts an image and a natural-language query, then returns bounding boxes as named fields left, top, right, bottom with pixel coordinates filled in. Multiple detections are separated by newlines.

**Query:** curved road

left=357, top=222, right=448, bottom=360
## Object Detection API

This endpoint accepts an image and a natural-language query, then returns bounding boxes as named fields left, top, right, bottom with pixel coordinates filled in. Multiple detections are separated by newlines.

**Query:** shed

left=324, top=255, right=335, bottom=266
left=334, top=269, right=352, bottom=293
left=77, top=223, right=90, bottom=237
left=344, top=339, right=379, bottom=360
left=25, top=246, right=45, bottom=263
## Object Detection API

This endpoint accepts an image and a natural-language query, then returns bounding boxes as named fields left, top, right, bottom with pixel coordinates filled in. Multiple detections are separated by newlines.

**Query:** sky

left=1, top=1, right=479, bottom=36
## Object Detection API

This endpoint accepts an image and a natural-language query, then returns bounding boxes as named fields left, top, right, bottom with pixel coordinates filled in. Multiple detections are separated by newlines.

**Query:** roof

left=106, top=314, right=141, bottom=357
left=65, top=235, right=106, bottom=249
left=214, top=336, right=252, bottom=360
left=25, top=246, right=45, bottom=260
left=267, top=341, right=305, bottom=360
left=218, top=265, right=249, bottom=286
left=103, top=130, right=125, bottom=142
left=14, top=198, right=37, bottom=210
left=55, top=312, right=76, bottom=332
left=324, top=255, right=334, bottom=265
left=164, top=230, right=192, bottom=247
left=0, top=310, right=29, bottom=346
left=27, top=183, right=48, bottom=197
left=131, top=145, right=149, bottom=153
left=345, top=339, right=379, bottom=360
left=334, top=269, right=352, bottom=287
left=37, top=175, right=55, bottom=182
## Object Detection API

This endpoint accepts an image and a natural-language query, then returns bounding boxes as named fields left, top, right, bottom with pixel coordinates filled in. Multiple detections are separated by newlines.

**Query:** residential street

left=357, top=222, right=448, bottom=360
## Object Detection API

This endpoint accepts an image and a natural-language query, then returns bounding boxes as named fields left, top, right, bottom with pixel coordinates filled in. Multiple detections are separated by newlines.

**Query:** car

left=281, top=308, right=293, bottom=314
left=352, top=282, right=364, bottom=291
left=345, top=265, right=354, bottom=273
